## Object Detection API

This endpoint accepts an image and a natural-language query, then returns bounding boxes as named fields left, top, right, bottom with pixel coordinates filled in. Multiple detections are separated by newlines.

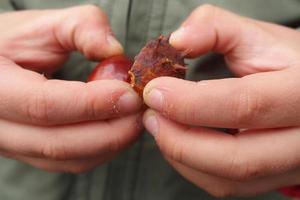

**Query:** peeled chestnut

left=88, top=55, right=132, bottom=82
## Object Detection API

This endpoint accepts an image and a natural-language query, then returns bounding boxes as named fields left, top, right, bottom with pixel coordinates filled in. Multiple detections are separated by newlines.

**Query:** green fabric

left=0, top=1, right=13, bottom=12
left=0, top=0, right=299, bottom=199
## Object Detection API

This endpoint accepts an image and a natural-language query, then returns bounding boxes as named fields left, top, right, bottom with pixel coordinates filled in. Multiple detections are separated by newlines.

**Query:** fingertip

left=117, top=89, right=142, bottom=114
left=84, top=33, right=124, bottom=60
left=143, top=76, right=172, bottom=95
left=145, top=89, right=164, bottom=110
left=143, top=79, right=156, bottom=96
left=143, top=78, right=166, bottom=111
left=170, top=26, right=199, bottom=58
left=105, top=35, right=124, bottom=58
left=143, top=77, right=184, bottom=111
left=63, top=5, right=124, bottom=60
left=169, top=26, right=187, bottom=49
left=87, top=80, right=142, bottom=116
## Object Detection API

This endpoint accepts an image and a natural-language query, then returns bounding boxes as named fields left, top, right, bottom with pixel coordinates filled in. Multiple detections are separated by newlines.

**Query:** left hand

left=143, top=5, right=300, bottom=197
left=0, top=5, right=142, bottom=173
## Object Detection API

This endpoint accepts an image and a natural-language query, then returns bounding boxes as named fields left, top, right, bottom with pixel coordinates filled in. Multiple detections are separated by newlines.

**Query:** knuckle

left=162, top=82, right=199, bottom=123
left=180, top=93, right=194, bottom=122
left=157, top=132, right=185, bottom=163
left=79, top=5, right=102, bottom=15
left=237, top=166, right=263, bottom=181
left=197, top=4, right=217, bottom=13
left=108, top=135, right=122, bottom=153
left=25, top=86, right=53, bottom=125
left=182, top=101, right=196, bottom=123
left=226, top=151, right=263, bottom=181
left=41, top=139, right=69, bottom=160
left=78, top=4, right=107, bottom=22
left=194, top=4, right=219, bottom=21
left=170, top=139, right=184, bottom=163
left=85, top=91, right=103, bottom=120
left=181, top=82, right=202, bottom=123
left=69, top=5, right=111, bottom=59
left=233, top=166, right=262, bottom=181
left=232, top=84, right=265, bottom=127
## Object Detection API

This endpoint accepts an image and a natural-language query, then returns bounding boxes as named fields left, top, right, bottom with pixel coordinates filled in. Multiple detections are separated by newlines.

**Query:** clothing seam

left=101, top=1, right=117, bottom=200
left=145, top=0, right=155, bottom=42
left=86, top=171, right=93, bottom=200
left=102, top=164, right=112, bottom=200
left=124, top=0, right=133, bottom=51
left=159, top=0, right=168, bottom=35
left=61, top=175, right=76, bottom=200
left=106, top=0, right=116, bottom=22
left=9, top=0, right=24, bottom=10
left=127, top=137, right=145, bottom=200
left=129, top=0, right=154, bottom=198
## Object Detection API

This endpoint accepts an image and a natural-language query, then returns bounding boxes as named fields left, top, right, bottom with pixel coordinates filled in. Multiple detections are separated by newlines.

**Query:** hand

left=0, top=5, right=142, bottom=173
left=0, top=5, right=124, bottom=75
left=143, top=5, right=300, bottom=197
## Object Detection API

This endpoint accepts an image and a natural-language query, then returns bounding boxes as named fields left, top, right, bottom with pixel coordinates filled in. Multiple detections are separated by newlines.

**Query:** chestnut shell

left=129, top=35, right=186, bottom=95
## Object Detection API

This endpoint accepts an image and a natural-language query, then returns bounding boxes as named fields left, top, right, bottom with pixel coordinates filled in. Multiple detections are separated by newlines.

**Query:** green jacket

left=0, top=1, right=300, bottom=200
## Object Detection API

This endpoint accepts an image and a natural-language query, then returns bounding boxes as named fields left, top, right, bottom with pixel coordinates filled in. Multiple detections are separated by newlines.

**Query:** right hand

left=0, top=5, right=142, bottom=173
left=143, top=4, right=300, bottom=197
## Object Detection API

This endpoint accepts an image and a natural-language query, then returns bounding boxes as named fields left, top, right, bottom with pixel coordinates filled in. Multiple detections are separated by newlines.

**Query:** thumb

left=54, top=5, right=123, bottom=60
left=169, top=4, right=242, bottom=56
left=169, top=4, right=300, bottom=76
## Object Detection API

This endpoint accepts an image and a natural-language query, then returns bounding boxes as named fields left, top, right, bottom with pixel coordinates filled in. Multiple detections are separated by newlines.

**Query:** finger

left=169, top=4, right=242, bottom=57
left=56, top=5, right=123, bottom=60
left=0, top=5, right=123, bottom=73
left=169, top=158, right=300, bottom=198
left=143, top=110, right=300, bottom=181
left=0, top=113, right=142, bottom=160
left=144, top=69, right=300, bottom=129
left=0, top=60, right=141, bottom=125
left=169, top=5, right=300, bottom=75
left=0, top=150, right=114, bottom=174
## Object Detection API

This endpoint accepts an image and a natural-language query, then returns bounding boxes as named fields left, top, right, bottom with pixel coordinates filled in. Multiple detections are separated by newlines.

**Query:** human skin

left=0, top=5, right=143, bottom=173
left=143, top=5, right=300, bottom=197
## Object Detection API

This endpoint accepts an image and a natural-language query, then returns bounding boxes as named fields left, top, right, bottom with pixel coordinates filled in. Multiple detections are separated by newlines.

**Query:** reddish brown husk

left=129, top=35, right=186, bottom=96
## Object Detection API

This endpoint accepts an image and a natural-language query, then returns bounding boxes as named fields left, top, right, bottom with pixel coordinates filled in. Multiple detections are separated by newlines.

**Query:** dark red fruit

left=88, top=55, right=132, bottom=82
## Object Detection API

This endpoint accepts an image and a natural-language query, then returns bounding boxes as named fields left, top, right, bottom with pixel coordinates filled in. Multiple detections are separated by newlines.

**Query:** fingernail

left=106, top=35, right=124, bottom=55
left=117, top=91, right=141, bottom=113
left=144, top=113, right=159, bottom=136
left=169, top=26, right=186, bottom=46
left=144, top=89, right=164, bottom=111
